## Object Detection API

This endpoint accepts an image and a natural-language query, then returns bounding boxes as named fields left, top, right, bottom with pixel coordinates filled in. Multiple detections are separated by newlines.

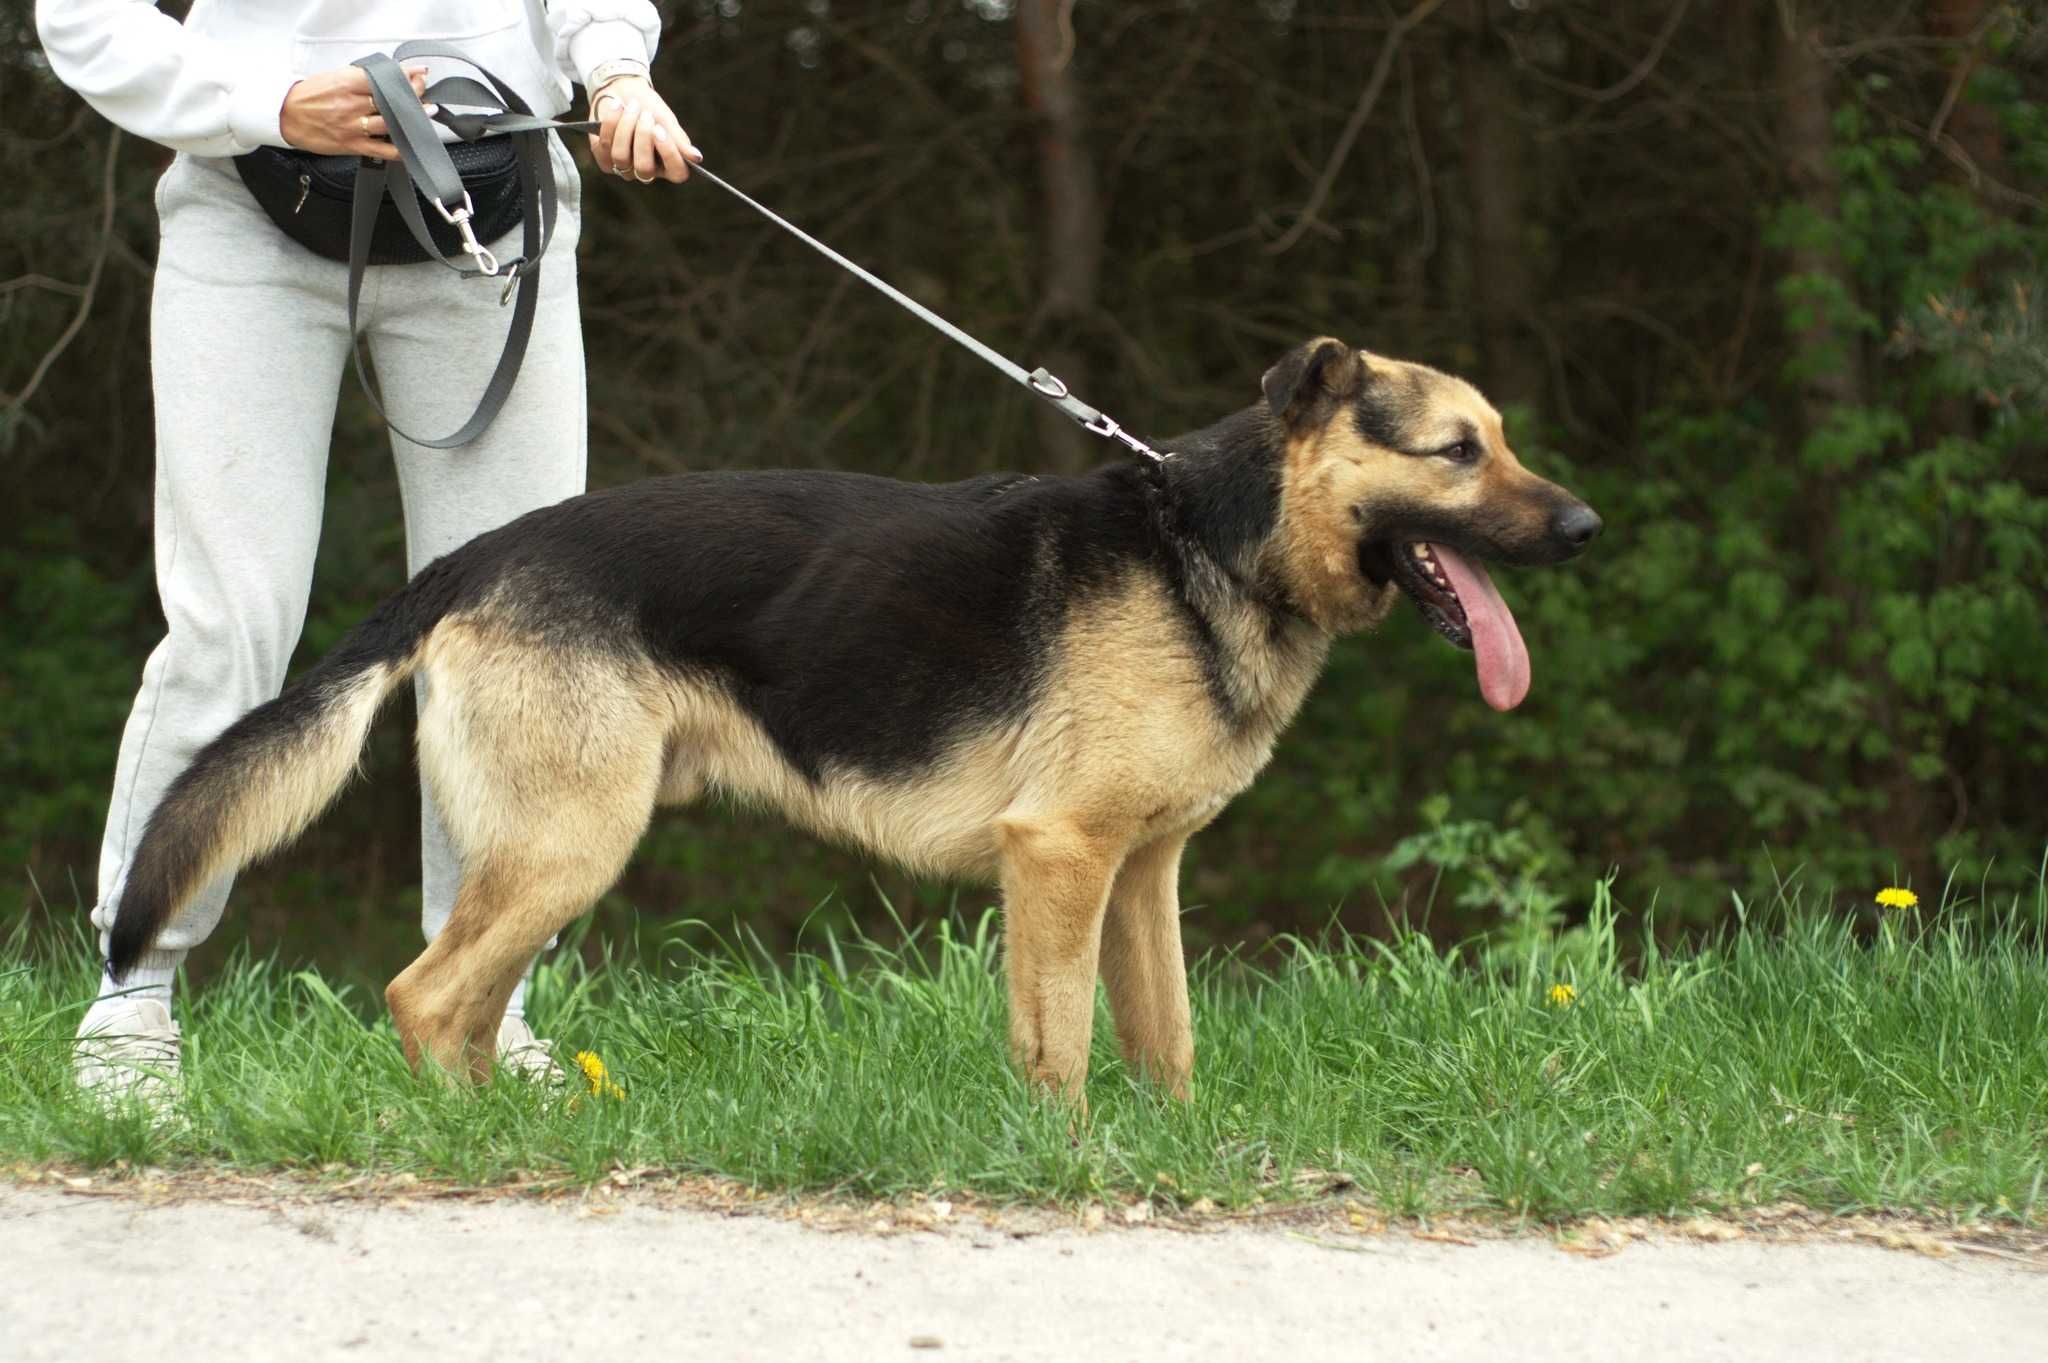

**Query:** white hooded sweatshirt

left=35, top=1, right=662, bottom=158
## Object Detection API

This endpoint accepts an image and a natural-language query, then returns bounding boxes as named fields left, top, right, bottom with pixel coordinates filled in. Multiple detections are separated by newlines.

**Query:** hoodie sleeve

left=544, top=0, right=661, bottom=91
left=34, top=0, right=297, bottom=156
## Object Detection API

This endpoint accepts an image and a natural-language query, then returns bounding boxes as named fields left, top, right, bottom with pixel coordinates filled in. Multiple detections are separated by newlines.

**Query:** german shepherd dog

left=107, top=338, right=1599, bottom=1097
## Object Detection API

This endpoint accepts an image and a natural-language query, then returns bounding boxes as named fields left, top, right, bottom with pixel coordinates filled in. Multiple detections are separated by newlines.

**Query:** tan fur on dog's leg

left=996, top=815, right=1127, bottom=1100
left=386, top=873, right=510, bottom=1081
left=389, top=639, right=666, bottom=1082
left=386, top=934, right=473, bottom=1081
left=386, top=864, right=562, bottom=1083
left=1099, top=835, right=1195, bottom=1098
left=387, top=840, right=644, bottom=1081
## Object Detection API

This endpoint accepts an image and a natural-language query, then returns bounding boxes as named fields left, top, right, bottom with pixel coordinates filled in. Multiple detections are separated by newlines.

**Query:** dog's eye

left=1440, top=438, right=1479, bottom=463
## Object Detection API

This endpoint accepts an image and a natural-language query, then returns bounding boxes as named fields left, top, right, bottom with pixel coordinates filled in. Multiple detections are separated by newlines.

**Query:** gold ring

left=359, top=114, right=371, bottom=134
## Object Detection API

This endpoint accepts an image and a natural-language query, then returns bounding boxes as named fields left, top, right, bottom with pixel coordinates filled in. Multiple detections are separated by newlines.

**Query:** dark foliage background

left=4, top=1, right=2044, bottom=981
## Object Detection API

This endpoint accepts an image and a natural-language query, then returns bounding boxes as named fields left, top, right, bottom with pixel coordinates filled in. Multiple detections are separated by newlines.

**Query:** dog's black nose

left=1554, top=503, right=1603, bottom=549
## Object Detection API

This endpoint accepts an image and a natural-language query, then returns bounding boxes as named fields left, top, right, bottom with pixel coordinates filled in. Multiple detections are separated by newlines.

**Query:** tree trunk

left=1774, top=17, right=1866, bottom=424
left=1016, top=0, right=1104, bottom=472
left=1918, top=0, right=2000, bottom=463
left=1924, top=0, right=2004, bottom=182
left=1777, top=17, right=1935, bottom=878
left=1456, top=1, right=1544, bottom=410
left=1393, top=47, right=1445, bottom=338
left=1920, top=0, right=2003, bottom=867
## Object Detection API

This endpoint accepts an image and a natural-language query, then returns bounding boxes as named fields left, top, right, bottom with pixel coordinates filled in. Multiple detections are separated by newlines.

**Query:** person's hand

left=280, top=64, right=432, bottom=159
left=587, top=76, right=700, bottom=183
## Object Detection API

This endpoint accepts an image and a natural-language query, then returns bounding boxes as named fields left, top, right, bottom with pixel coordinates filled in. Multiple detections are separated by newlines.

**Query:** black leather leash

left=351, top=44, right=594, bottom=449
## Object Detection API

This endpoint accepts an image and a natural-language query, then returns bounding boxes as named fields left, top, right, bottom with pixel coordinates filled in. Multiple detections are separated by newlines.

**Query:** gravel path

left=3, top=1184, right=2039, bottom=1362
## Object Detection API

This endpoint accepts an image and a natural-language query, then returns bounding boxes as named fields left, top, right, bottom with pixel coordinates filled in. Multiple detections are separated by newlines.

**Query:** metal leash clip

left=1028, top=367, right=1167, bottom=462
left=433, top=191, right=499, bottom=277
left=1082, top=412, right=1168, bottom=464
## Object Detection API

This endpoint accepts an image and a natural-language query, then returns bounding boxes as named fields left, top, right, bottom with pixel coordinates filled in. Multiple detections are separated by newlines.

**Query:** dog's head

left=1259, top=337, right=1600, bottom=711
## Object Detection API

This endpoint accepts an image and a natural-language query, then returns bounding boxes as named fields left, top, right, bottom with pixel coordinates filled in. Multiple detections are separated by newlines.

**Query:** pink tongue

left=1429, top=543, right=1530, bottom=712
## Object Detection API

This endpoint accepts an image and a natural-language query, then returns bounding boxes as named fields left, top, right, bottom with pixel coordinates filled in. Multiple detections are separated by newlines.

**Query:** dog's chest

left=1029, top=577, right=1317, bottom=833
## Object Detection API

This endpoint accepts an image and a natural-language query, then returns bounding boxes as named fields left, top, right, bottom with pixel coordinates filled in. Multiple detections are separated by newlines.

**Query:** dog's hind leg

left=1099, top=834, right=1195, bottom=1099
left=386, top=831, right=646, bottom=1081
left=386, top=640, right=665, bottom=1081
left=994, top=814, right=1130, bottom=1101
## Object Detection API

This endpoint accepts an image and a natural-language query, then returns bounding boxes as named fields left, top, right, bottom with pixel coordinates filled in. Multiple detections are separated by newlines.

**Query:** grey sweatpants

left=91, top=147, right=588, bottom=974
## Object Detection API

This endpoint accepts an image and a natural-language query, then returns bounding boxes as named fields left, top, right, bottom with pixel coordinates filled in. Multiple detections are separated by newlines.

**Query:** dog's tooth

left=1411, top=544, right=1429, bottom=559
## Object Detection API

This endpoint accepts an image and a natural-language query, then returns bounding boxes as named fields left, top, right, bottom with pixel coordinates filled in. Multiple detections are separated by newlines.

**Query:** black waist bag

left=223, top=42, right=595, bottom=448
left=235, top=136, right=524, bottom=266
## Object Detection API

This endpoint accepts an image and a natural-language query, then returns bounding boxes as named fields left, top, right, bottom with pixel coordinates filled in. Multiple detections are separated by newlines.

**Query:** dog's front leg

left=994, top=814, right=1126, bottom=1101
left=1100, top=835, right=1195, bottom=1098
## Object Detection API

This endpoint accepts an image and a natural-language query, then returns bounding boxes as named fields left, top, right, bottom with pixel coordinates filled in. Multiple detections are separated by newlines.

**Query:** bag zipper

left=293, top=174, right=311, bottom=214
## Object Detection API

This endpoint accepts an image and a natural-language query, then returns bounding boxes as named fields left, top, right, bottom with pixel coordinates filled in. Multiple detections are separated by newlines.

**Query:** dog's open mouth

left=1360, top=540, right=1532, bottom=712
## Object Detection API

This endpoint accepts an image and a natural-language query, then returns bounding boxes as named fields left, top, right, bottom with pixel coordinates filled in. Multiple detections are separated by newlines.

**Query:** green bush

left=1207, top=70, right=2048, bottom=935
left=0, top=529, right=148, bottom=876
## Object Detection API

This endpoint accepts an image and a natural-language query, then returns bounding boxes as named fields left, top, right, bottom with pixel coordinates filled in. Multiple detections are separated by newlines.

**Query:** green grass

left=3, top=878, right=2046, bottom=1223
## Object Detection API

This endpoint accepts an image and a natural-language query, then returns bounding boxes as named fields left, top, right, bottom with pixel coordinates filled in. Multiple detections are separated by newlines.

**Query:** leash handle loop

left=345, top=44, right=589, bottom=450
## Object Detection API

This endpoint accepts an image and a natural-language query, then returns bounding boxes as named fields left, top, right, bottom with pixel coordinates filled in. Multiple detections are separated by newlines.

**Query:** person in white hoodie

left=37, top=0, right=700, bottom=1097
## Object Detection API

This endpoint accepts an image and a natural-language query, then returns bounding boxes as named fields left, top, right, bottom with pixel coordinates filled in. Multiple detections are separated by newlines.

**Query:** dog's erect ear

left=1262, top=338, right=1365, bottom=430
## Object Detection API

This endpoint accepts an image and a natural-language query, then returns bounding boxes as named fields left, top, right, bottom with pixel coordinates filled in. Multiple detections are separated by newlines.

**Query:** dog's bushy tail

left=107, top=595, right=439, bottom=980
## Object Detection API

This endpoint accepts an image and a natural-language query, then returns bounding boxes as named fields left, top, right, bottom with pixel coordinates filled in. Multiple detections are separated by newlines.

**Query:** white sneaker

left=496, top=1014, right=564, bottom=1080
left=74, top=996, right=181, bottom=1106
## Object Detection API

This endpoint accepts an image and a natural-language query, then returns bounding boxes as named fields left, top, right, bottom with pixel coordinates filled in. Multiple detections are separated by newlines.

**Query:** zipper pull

left=292, top=174, right=311, bottom=214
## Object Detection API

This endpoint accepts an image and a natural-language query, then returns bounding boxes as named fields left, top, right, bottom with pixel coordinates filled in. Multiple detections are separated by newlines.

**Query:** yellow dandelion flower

left=1875, top=887, right=1919, bottom=911
left=1547, top=983, right=1577, bottom=1008
left=574, top=1050, right=626, bottom=1101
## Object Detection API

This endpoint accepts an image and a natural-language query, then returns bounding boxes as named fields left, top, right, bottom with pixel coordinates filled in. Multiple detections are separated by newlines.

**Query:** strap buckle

left=1027, top=368, right=1070, bottom=399
left=433, top=191, right=499, bottom=277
